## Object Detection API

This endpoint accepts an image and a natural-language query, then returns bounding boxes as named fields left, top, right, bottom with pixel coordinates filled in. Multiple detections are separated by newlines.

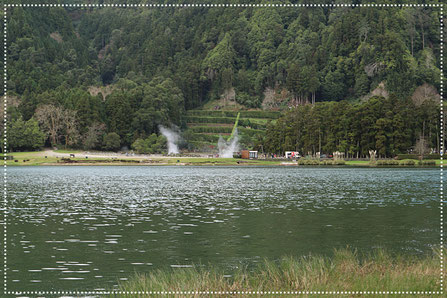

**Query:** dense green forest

left=2, top=1, right=443, bottom=157
left=263, top=95, right=440, bottom=157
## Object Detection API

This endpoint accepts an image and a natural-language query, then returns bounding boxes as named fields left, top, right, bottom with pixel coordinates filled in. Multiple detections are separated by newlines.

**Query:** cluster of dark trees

left=1, top=2, right=443, bottom=153
left=263, top=95, right=440, bottom=158
left=7, top=77, right=184, bottom=151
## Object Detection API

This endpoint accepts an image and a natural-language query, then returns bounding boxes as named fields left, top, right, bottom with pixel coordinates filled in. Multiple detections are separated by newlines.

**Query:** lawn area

left=53, top=149, right=83, bottom=153
left=4, top=151, right=58, bottom=166
left=2, top=151, right=282, bottom=166
left=3, top=151, right=111, bottom=166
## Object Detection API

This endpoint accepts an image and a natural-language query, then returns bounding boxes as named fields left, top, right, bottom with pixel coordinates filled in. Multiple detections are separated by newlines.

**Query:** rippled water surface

left=6, top=166, right=439, bottom=291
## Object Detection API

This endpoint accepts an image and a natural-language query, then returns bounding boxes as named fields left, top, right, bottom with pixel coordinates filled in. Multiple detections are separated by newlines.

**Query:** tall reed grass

left=110, top=248, right=441, bottom=297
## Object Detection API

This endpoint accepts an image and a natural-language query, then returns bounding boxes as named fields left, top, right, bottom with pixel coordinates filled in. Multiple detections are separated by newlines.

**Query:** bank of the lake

left=112, top=248, right=440, bottom=296
left=2, top=150, right=441, bottom=167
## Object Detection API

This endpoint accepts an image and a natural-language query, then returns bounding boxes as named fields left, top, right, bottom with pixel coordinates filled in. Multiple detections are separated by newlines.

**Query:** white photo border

left=1, top=2, right=444, bottom=296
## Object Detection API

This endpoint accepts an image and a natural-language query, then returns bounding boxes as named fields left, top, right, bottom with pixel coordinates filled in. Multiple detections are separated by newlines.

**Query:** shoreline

left=6, top=161, right=440, bottom=167
left=3, top=150, right=440, bottom=167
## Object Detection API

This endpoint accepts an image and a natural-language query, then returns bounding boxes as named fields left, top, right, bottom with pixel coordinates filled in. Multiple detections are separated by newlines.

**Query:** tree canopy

left=2, top=2, right=443, bottom=153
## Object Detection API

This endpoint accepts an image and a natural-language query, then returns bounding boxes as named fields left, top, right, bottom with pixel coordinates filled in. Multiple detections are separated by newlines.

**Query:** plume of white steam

left=159, top=125, right=180, bottom=154
left=218, top=128, right=239, bottom=158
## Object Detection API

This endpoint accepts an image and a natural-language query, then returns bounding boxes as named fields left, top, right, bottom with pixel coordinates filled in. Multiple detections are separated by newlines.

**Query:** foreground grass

left=110, top=248, right=440, bottom=296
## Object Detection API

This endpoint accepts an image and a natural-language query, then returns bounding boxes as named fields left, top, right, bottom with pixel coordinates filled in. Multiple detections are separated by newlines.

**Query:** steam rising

left=159, top=125, right=180, bottom=154
left=218, top=128, right=239, bottom=158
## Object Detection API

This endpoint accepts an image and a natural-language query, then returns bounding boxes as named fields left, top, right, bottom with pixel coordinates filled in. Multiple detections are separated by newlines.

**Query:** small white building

left=249, top=151, right=258, bottom=159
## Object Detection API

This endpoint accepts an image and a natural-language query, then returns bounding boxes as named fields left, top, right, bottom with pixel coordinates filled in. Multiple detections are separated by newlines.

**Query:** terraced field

left=185, top=110, right=281, bottom=151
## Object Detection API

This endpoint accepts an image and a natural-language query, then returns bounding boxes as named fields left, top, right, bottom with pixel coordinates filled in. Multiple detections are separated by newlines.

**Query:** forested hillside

left=3, top=2, right=443, bottom=156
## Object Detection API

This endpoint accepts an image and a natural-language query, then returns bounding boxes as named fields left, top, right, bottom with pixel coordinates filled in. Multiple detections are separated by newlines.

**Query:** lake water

left=5, top=166, right=439, bottom=291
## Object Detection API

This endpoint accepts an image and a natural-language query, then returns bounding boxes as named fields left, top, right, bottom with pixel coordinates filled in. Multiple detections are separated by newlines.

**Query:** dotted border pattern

left=441, top=4, right=445, bottom=295
left=0, top=3, right=445, bottom=7
left=2, top=290, right=446, bottom=296
left=0, top=3, right=447, bottom=7
left=1, top=3, right=444, bottom=296
left=2, top=4, right=7, bottom=297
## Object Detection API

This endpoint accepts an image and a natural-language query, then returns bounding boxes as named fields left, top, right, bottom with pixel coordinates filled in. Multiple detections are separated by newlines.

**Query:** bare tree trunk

left=318, top=127, right=321, bottom=154
left=421, top=30, right=425, bottom=49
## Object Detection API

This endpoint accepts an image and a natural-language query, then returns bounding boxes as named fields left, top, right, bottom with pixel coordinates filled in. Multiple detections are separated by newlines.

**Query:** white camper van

left=285, top=151, right=300, bottom=159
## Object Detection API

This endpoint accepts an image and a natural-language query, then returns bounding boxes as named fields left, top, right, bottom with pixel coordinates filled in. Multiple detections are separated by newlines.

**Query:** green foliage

left=297, top=159, right=320, bottom=165
left=186, top=110, right=280, bottom=119
left=189, top=126, right=233, bottom=134
left=131, top=134, right=167, bottom=154
left=105, top=90, right=133, bottom=142
left=320, top=160, right=346, bottom=165
left=131, top=77, right=185, bottom=140
left=396, top=154, right=440, bottom=160
left=5, top=6, right=442, bottom=152
left=202, top=33, right=236, bottom=94
left=11, top=5, right=440, bottom=109
left=188, top=125, right=263, bottom=137
left=396, top=155, right=419, bottom=160
left=234, top=92, right=261, bottom=108
left=102, top=132, right=121, bottom=151
left=185, top=116, right=236, bottom=124
left=8, top=117, right=45, bottom=151
left=376, top=160, right=399, bottom=166
left=264, top=97, right=440, bottom=158
left=186, top=116, right=266, bottom=130
left=82, top=122, right=106, bottom=150
left=187, top=133, right=221, bottom=143
left=400, top=160, right=416, bottom=166
left=418, top=160, right=436, bottom=166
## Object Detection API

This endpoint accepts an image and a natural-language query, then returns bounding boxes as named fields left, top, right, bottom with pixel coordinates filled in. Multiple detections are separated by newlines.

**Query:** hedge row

left=375, top=160, right=400, bottom=165
left=189, top=140, right=215, bottom=146
left=186, top=110, right=280, bottom=119
left=189, top=133, right=221, bottom=142
left=189, top=126, right=264, bottom=136
left=186, top=116, right=236, bottom=124
left=240, top=119, right=266, bottom=129
left=186, top=118, right=267, bottom=129
left=418, top=160, right=436, bottom=165
left=297, top=159, right=346, bottom=165
left=396, top=154, right=441, bottom=160
left=374, top=160, right=436, bottom=166
left=189, top=126, right=233, bottom=134
left=238, top=127, right=264, bottom=136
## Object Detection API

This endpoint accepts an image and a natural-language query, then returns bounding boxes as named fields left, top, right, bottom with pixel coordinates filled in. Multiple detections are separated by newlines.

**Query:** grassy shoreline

left=2, top=151, right=441, bottom=167
left=110, top=248, right=441, bottom=297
